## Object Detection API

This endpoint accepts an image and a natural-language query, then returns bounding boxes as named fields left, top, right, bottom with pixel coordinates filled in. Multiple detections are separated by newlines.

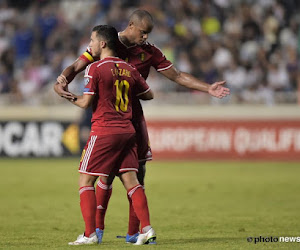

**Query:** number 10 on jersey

left=114, top=79, right=129, bottom=112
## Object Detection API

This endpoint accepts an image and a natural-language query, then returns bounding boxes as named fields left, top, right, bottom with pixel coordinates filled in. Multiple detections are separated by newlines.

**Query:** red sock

left=95, top=179, right=112, bottom=230
left=128, top=185, right=150, bottom=231
left=79, top=186, right=96, bottom=237
left=127, top=195, right=140, bottom=235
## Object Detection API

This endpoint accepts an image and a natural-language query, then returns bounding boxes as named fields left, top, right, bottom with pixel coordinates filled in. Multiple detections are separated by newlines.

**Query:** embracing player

left=61, top=25, right=155, bottom=245
left=54, top=10, right=230, bottom=244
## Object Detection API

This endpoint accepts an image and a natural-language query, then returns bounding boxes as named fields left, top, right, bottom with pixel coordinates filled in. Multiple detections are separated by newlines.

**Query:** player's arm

left=53, top=58, right=90, bottom=99
left=58, top=58, right=91, bottom=86
left=54, top=46, right=97, bottom=99
left=160, top=66, right=230, bottom=98
left=68, top=61, right=99, bottom=108
left=133, top=67, right=154, bottom=100
left=137, top=89, right=154, bottom=100
left=67, top=94, right=94, bottom=109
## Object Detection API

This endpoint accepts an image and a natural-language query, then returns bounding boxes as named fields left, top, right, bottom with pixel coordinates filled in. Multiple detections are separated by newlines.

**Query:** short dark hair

left=92, top=25, right=118, bottom=50
left=129, top=9, right=153, bottom=25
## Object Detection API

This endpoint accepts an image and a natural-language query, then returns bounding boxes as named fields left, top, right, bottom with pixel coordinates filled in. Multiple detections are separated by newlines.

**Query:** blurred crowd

left=0, top=0, right=299, bottom=106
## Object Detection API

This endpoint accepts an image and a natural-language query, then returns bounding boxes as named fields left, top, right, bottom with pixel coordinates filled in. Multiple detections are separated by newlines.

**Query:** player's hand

left=208, top=81, right=230, bottom=99
left=57, top=74, right=68, bottom=87
left=53, top=82, right=76, bottom=100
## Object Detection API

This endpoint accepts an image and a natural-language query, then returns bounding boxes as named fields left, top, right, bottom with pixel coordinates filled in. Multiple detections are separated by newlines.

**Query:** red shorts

left=132, top=116, right=152, bottom=163
left=79, top=133, right=138, bottom=176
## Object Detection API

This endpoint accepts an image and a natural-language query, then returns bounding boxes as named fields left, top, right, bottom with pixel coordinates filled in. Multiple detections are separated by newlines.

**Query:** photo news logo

left=247, top=236, right=300, bottom=244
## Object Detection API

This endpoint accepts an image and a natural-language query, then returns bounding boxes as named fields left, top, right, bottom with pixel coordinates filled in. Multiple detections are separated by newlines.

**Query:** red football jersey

left=115, top=39, right=173, bottom=80
left=80, top=39, right=173, bottom=80
left=79, top=37, right=173, bottom=120
left=83, top=56, right=151, bottom=135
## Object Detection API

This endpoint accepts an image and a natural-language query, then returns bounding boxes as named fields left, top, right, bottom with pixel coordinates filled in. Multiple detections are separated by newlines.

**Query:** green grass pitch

left=0, top=158, right=299, bottom=249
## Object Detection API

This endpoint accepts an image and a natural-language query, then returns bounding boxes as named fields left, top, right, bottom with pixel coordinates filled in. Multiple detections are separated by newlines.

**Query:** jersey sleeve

left=83, top=64, right=98, bottom=95
left=151, top=44, right=173, bottom=72
left=132, top=68, right=151, bottom=97
left=79, top=46, right=100, bottom=63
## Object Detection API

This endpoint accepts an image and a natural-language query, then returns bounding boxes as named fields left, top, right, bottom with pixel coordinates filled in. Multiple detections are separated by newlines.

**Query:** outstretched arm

left=53, top=58, right=90, bottom=99
left=160, top=66, right=230, bottom=98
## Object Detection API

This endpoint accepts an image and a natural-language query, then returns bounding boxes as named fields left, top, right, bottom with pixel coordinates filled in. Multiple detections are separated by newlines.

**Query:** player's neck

left=119, top=30, right=135, bottom=47
left=100, top=49, right=116, bottom=60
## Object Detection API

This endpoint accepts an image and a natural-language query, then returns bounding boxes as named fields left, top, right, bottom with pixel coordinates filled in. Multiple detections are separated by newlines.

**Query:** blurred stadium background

left=0, top=0, right=300, bottom=160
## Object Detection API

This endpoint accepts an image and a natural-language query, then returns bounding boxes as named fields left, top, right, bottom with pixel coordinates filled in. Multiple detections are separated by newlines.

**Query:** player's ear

left=129, top=21, right=134, bottom=29
left=100, top=40, right=106, bottom=48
